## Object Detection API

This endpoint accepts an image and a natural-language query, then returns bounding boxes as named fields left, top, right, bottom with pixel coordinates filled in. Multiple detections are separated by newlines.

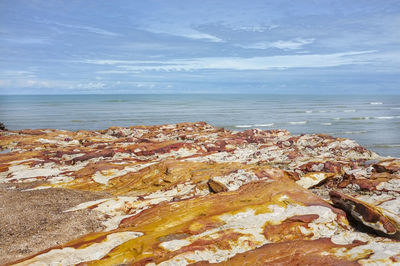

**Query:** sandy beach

left=0, top=182, right=108, bottom=263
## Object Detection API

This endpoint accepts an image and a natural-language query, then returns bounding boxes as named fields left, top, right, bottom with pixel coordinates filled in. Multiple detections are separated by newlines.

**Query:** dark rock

left=0, top=122, right=7, bottom=131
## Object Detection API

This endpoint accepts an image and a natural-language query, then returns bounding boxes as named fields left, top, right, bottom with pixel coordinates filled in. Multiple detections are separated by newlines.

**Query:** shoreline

left=1, top=94, right=400, bottom=158
left=1, top=122, right=399, bottom=264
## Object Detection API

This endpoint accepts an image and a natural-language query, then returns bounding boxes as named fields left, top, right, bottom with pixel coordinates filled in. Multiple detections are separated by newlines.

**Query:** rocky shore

left=0, top=122, right=399, bottom=265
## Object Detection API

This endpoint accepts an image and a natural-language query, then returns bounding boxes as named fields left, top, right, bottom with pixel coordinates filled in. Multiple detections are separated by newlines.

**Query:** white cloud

left=269, top=38, right=315, bottom=50
left=228, top=24, right=279, bottom=32
left=3, top=37, right=50, bottom=44
left=0, top=79, right=66, bottom=88
left=83, top=50, right=377, bottom=72
left=0, top=70, right=36, bottom=77
left=239, top=38, right=315, bottom=50
left=141, top=26, right=223, bottom=42
left=179, top=31, right=223, bottom=42
left=0, top=78, right=163, bottom=91
left=37, top=19, right=119, bottom=36
left=135, top=83, right=156, bottom=88
left=0, top=79, right=106, bottom=90
left=97, top=70, right=134, bottom=74
left=72, top=82, right=106, bottom=89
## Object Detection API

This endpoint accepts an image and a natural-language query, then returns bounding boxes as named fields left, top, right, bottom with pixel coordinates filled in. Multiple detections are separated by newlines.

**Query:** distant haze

left=0, top=0, right=399, bottom=94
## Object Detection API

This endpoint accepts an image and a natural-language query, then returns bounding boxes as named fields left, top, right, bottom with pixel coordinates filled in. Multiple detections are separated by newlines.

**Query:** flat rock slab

left=330, top=190, right=400, bottom=237
left=1, top=122, right=400, bottom=265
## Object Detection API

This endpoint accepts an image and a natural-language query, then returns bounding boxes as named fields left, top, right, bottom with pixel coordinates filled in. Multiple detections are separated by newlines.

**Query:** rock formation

left=0, top=122, right=7, bottom=131
left=0, top=122, right=399, bottom=265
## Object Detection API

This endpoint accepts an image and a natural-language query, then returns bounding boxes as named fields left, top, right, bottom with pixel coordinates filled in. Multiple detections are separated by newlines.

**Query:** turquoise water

left=0, top=94, right=399, bottom=157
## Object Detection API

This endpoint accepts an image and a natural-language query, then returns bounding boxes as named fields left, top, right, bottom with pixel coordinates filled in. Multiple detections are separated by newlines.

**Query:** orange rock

left=207, top=179, right=228, bottom=193
left=13, top=177, right=349, bottom=265
left=373, top=159, right=400, bottom=173
left=2, top=122, right=399, bottom=265
left=194, top=238, right=361, bottom=266
left=330, top=190, right=400, bottom=236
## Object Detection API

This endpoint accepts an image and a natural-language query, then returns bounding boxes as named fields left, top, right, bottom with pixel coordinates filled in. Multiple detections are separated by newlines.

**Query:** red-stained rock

left=1, top=122, right=400, bottom=265
left=71, top=149, right=115, bottom=164
left=299, top=161, right=344, bottom=175
left=193, top=238, right=361, bottom=266
left=330, top=190, right=400, bottom=236
left=373, top=159, right=400, bottom=173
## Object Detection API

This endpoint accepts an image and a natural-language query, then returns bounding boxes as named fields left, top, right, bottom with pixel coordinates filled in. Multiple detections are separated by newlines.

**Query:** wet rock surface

left=0, top=122, right=399, bottom=265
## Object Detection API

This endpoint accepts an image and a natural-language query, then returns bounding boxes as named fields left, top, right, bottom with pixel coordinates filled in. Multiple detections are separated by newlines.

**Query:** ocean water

left=0, top=94, right=399, bottom=157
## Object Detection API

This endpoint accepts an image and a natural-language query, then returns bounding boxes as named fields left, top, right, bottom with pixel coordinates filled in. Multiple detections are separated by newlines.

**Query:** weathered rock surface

left=330, top=190, right=400, bottom=237
left=0, top=122, right=399, bottom=265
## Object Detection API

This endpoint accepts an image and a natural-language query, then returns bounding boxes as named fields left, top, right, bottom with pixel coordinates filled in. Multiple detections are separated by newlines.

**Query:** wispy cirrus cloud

left=85, top=50, right=376, bottom=72
left=37, top=19, right=120, bottom=36
left=0, top=78, right=106, bottom=90
left=228, top=24, right=279, bottom=32
left=0, top=70, right=36, bottom=77
left=141, top=25, right=223, bottom=42
left=1, top=1, right=399, bottom=94
left=3, top=37, right=50, bottom=45
left=238, top=38, right=315, bottom=50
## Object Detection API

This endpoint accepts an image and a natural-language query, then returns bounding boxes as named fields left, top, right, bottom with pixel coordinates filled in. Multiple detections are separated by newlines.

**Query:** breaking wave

left=235, top=123, right=274, bottom=128
left=235, top=125, right=252, bottom=128
left=254, top=123, right=274, bottom=127
left=370, top=144, right=400, bottom=148
left=375, top=116, right=394, bottom=119
left=340, top=130, right=368, bottom=134
left=288, top=121, right=307, bottom=125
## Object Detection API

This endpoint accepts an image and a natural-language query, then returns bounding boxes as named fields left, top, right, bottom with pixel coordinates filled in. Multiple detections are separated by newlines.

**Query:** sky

left=0, top=0, right=399, bottom=94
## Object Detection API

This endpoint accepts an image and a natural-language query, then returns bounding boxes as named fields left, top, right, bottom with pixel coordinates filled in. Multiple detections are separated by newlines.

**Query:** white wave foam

left=344, top=109, right=356, bottom=112
left=376, top=116, right=394, bottom=119
left=288, top=121, right=307, bottom=125
left=370, top=102, right=383, bottom=105
left=333, top=117, right=341, bottom=120
left=235, top=125, right=252, bottom=128
left=320, top=122, right=332, bottom=126
left=341, top=130, right=368, bottom=134
left=372, top=144, right=400, bottom=148
left=319, top=110, right=327, bottom=113
left=254, top=123, right=274, bottom=127
left=305, top=110, right=312, bottom=113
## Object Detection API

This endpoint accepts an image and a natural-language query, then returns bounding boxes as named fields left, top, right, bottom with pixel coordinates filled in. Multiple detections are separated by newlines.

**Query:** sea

left=0, top=94, right=399, bottom=157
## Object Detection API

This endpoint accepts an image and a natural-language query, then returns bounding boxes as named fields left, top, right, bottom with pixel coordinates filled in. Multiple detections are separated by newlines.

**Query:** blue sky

left=0, top=0, right=399, bottom=94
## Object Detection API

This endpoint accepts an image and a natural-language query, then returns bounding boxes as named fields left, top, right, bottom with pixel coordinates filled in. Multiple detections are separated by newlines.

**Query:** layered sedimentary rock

left=1, top=122, right=399, bottom=265
left=330, top=190, right=400, bottom=238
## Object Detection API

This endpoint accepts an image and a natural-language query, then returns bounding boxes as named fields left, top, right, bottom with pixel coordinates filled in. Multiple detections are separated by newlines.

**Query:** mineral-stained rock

left=207, top=178, right=228, bottom=193
left=373, top=159, right=400, bottom=174
left=330, top=190, right=400, bottom=237
left=1, top=122, right=400, bottom=265
left=194, top=238, right=362, bottom=265
left=12, top=177, right=351, bottom=265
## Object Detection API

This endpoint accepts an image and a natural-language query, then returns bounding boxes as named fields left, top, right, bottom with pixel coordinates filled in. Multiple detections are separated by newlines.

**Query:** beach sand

left=0, top=182, right=108, bottom=264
